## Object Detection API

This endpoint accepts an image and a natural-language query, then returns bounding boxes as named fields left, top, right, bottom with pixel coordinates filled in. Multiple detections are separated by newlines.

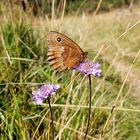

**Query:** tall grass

left=0, top=2, right=140, bottom=140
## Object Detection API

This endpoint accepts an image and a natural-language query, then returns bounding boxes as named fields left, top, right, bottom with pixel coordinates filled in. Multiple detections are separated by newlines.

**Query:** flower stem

left=47, top=97, right=54, bottom=140
left=84, top=75, right=92, bottom=140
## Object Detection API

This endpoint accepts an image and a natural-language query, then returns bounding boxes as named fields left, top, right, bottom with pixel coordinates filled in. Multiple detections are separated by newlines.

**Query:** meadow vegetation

left=0, top=1, right=140, bottom=140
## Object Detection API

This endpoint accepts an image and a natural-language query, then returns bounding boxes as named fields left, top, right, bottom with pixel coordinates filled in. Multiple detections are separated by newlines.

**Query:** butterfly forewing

left=47, top=31, right=86, bottom=71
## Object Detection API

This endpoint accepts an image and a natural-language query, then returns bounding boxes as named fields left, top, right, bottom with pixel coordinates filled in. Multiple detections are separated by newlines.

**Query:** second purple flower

left=32, top=84, right=60, bottom=105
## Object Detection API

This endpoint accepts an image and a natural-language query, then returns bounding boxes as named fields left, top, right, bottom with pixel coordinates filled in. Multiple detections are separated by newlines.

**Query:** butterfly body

left=47, top=31, right=86, bottom=71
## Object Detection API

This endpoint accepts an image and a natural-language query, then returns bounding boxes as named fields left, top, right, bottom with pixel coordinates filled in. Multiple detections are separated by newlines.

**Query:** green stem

left=84, top=75, right=92, bottom=140
left=47, top=97, right=54, bottom=140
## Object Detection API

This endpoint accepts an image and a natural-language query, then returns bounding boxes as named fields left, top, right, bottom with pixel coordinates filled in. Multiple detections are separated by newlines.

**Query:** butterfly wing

left=47, top=31, right=85, bottom=71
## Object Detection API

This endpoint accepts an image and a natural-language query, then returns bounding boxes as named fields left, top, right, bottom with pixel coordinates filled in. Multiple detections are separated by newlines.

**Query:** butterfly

left=47, top=31, right=87, bottom=71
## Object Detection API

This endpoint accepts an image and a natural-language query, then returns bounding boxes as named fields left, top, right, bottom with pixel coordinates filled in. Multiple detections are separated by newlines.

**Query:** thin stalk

left=47, top=97, right=54, bottom=140
left=84, top=75, right=92, bottom=140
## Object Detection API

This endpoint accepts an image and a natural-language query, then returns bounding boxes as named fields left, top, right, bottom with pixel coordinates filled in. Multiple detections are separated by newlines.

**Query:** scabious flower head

left=32, top=84, right=60, bottom=105
left=73, top=61, right=101, bottom=76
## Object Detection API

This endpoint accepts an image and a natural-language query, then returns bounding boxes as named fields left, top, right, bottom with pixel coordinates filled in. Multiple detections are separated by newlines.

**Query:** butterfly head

left=83, top=52, right=88, bottom=59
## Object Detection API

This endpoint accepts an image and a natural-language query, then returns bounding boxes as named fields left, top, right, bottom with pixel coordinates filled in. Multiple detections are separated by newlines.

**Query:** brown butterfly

left=47, top=31, right=87, bottom=71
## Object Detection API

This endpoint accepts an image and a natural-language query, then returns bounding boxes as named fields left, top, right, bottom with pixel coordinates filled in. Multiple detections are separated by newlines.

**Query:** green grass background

left=0, top=2, right=140, bottom=140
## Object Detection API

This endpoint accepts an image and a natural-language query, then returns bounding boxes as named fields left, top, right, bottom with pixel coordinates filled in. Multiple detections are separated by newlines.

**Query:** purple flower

left=73, top=61, right=101, bottom=76
left=32, top=84, right=60, bottom=105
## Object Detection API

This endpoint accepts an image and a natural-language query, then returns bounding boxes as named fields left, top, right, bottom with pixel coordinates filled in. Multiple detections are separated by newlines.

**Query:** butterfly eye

left=56, top=37, right=61, bottom=42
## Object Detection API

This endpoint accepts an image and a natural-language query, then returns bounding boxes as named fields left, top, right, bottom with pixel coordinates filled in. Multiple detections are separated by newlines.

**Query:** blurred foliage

left=1, top=0, right=138, bottom=17
left=1, top=21, right=41, bottom=59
